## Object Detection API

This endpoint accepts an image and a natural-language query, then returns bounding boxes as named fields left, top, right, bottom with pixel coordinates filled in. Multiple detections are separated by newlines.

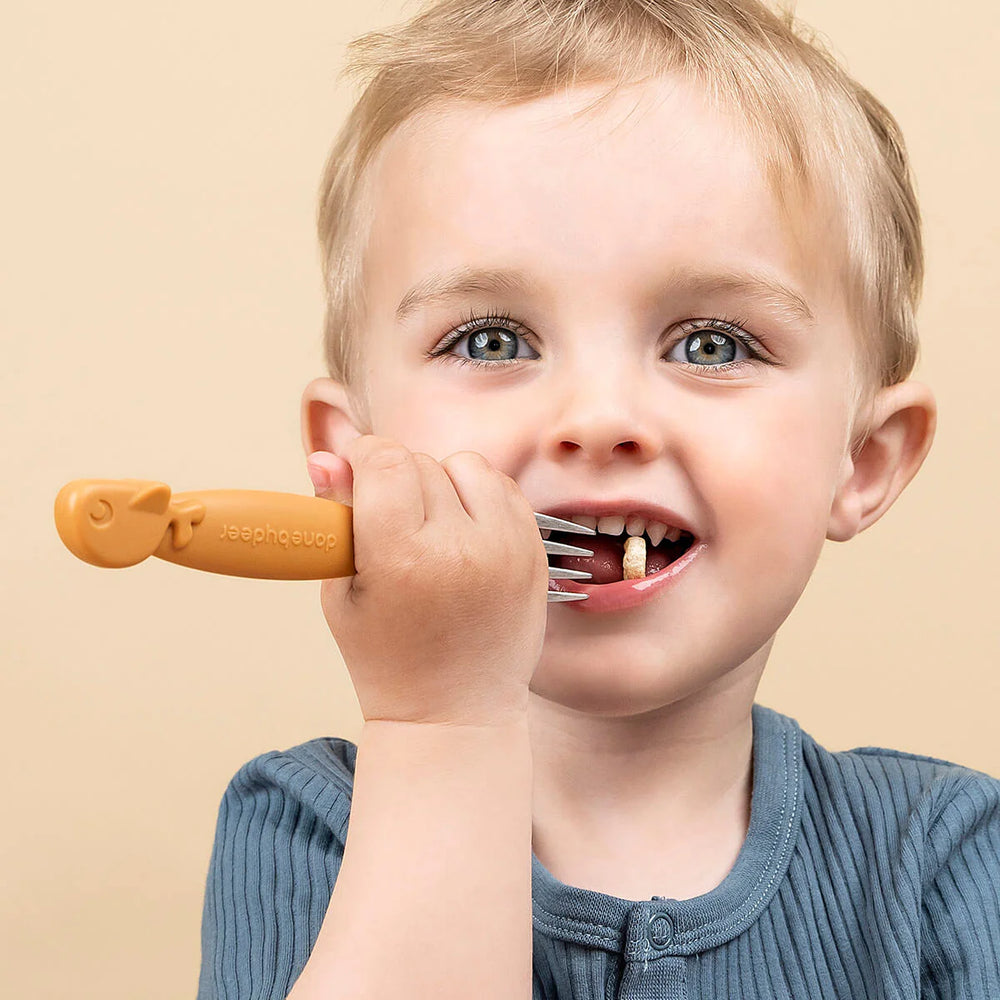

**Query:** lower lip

left=549, top=540, right=707, bottom=613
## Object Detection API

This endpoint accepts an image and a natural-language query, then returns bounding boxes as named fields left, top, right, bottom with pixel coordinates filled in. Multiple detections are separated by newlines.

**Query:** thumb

left=306, top=450, right=355, bottom=506
left=308, top=452, right=358, bottom=611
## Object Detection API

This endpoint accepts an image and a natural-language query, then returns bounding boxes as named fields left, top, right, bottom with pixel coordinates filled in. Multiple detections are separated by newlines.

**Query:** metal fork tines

left=535, top=512, right=596, bottom=602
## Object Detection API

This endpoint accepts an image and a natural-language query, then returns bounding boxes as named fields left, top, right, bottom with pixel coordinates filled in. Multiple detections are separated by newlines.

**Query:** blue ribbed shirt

left=197, top=703, right=1000, bottom=998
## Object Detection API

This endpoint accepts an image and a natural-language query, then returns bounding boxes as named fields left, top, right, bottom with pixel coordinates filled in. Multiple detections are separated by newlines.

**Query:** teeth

left=547, top=513, right=687, bottom=547
left=596, top=515, right=626, bottom=536
left=597, top=515, right=684, bottom=548
left=646, top=521, right=667, bottom=547
left=625, top=515, right=647, bottom=538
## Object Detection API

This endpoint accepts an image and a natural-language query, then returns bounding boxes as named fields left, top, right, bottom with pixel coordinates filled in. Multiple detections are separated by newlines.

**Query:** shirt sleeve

left=921, top=771, right=1000, bottom=999
left=196, top=740, right=355, bottom=1000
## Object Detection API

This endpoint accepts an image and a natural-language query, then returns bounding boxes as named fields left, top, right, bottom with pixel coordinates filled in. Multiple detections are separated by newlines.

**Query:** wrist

left=361, top=691, right=531, bottom=731
left=362, top=712, right=530, bottom=737
left=358, top=715, right=533, bottom=784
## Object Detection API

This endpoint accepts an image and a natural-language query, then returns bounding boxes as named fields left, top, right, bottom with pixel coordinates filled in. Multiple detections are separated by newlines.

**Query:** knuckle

left=443, top=450, right=491, bottom=470
left=364, top=440, right=412, bottom=471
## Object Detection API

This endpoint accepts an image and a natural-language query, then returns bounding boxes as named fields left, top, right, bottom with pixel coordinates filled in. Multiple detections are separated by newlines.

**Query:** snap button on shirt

left=648, top=912, right=674, bottom=948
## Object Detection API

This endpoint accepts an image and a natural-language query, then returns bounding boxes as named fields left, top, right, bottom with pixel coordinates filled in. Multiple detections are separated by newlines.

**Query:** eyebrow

left=395, top=264, right=815, bottom=325
left=396, top=267, right=537, bottom=322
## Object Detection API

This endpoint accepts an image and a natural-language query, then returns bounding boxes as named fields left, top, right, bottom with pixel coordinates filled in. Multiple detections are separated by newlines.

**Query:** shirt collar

left=530, top=702, right=804, bottom=955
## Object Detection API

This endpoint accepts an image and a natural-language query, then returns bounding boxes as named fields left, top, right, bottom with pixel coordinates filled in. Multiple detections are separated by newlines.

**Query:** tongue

left=556, top=535, right=672, bottom=585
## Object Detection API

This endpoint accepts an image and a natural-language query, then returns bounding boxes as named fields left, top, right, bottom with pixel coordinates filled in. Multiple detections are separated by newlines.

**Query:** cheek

left=366, top=363, right=527, bottom=461
left=707, top=390, right=846, bottom=571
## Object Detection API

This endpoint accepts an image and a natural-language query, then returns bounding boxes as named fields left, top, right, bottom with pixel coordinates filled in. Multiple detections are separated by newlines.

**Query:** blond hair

left=318, top=0, right=922, bottom=434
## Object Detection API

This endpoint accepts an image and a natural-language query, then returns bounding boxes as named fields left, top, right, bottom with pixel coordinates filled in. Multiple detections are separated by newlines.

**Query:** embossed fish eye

left=89, top=499, right=113, bottom=524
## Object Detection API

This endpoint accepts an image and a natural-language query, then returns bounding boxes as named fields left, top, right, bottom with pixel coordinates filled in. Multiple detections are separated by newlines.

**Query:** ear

left=300, top=377, right=369, bottom=458
left=827, top=379, right=937, bottom=542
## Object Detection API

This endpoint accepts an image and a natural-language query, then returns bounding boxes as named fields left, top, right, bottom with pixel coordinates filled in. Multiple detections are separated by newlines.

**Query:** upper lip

left=537, top=498, right=696, bottom=536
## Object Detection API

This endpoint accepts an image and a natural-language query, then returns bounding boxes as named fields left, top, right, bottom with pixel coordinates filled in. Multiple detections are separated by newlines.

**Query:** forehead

left=364, top=77, right=844, bottom=330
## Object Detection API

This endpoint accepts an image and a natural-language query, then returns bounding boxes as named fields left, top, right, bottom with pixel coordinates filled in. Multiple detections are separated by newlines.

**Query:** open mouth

left=545, top=525, right=696, bottom=585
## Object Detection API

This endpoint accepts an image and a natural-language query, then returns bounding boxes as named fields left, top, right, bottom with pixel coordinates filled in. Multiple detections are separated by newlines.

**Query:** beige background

left=3, top=1, right=997, bottom=996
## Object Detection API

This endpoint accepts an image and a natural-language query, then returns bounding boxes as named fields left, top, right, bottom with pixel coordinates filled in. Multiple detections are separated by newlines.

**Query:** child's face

left=350, top=78, right=862, bottom=716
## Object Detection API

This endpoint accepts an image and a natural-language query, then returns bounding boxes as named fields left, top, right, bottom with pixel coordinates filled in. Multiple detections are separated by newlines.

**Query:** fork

left=53, top=477, right=595, bottom=600
left=535, top=512, right=595, bottom=602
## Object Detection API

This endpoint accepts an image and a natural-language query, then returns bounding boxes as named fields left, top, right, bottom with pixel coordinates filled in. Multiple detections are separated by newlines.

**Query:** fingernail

left=306, top=461, right=331, bottom=494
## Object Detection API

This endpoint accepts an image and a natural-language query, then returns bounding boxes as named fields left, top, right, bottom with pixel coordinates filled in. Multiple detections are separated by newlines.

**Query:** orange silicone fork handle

left=53, top=479, right=355, bottom=580
left=159, top=489, right=355, bottom=579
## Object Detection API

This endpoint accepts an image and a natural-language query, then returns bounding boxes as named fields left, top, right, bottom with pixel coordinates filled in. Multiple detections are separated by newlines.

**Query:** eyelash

left=426, top=308, right=772, bottom=375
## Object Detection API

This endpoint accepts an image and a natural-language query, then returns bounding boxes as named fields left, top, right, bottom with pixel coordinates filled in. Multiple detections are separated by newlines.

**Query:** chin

left=529, top=648, right=716, bottom=719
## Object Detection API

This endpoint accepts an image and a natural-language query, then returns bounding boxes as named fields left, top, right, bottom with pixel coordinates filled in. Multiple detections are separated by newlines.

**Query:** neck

left=527, top=647, right=768, bottom=897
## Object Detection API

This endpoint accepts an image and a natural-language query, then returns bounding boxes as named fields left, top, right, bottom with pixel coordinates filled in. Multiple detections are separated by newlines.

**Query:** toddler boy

left=198, top=2, right=999, bottom=998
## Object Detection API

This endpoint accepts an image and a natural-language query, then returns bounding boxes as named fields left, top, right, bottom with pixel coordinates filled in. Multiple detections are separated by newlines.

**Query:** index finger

left=343, top=435, right=426, bottom=544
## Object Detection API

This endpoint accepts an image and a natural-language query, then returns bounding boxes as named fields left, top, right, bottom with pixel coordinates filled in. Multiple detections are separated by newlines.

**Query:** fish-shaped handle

left=53, top=479, right=354, bottom=580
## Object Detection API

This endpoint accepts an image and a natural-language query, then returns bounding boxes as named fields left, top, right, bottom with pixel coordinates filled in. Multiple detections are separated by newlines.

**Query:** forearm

left=286, top=717, right=534, bottom=1000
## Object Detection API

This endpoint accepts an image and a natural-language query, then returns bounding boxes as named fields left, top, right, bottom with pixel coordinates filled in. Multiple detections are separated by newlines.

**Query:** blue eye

left=432, top=311, right=538, bottom=368
left=668, top=329, right=749, bottom=366
left=467, top=328, right=522, bottom=362
left=663, top=317, right=770, bottom=374
left=429, top=311, right=768, bottom=373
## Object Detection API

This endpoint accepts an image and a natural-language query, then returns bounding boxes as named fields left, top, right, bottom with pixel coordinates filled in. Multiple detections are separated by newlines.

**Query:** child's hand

left=306, top=437, right=550, bottom=727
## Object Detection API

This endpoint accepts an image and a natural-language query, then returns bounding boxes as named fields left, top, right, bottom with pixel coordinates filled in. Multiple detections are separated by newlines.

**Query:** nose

left=537, top=353, right=665, bottom=465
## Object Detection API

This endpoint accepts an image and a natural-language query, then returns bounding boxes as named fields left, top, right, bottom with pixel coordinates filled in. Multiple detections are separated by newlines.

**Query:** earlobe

left=300, top=377, right=366, bottom=458
left=827, top=380, right=937, bottom=542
